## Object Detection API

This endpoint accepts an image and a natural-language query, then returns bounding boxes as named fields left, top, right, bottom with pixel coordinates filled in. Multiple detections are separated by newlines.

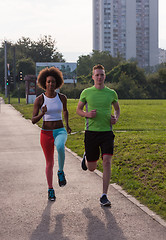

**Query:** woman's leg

left=53, top=128, right=67, bottom=171
left=40, top=130, right=54, bottom=189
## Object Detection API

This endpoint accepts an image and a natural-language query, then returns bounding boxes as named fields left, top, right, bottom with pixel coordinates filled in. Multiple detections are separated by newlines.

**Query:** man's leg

left=87, top=161, right=98, bottom=172
left=102, top=154, right=112, bottom=194
left=82, top=131, right=99, bottom=171
left=99, top=154, right=112, bottom=206
left=86, top=154, right=112, bottom=193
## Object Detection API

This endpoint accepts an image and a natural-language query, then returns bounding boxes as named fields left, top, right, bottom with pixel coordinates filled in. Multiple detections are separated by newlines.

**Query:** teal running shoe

left=57, top=170, right=67, bottom=187
left=48, top=189, right=56, bottom=201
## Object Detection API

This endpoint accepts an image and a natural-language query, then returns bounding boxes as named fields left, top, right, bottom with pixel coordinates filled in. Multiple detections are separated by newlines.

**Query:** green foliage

left=107, top=62, right=146, bottom=84
left=77, top=50, right=121, bottom=77
left=146, top=66, right=166, bottom=99
left=61, top=83, right=92, bottom=99
left=112, top=72, right=147, bottom=99
left=106, top=62, right=166, bottom=99
left=77, top=54, right=92, bottom=76
left=16, top=35, right=65, bottom=62
left=77, top=73, right=92, bottom=84
left=1, top=37, right=166, bottom=100
left=16, top=58, right=36, bottom=76
left=11, top=82, right=26, bottom=98
left=0, top=35, right=65, bottom=92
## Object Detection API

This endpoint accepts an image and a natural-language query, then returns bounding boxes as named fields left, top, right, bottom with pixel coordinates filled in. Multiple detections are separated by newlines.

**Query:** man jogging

left=76, top=64, right=120, bottom=206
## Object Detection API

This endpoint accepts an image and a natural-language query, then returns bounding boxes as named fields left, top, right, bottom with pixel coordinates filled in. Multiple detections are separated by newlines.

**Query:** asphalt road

left=0, top=100, right=166, bottom=240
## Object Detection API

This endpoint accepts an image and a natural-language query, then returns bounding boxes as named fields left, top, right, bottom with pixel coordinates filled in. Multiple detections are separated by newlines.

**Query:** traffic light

left=6, top=79, right=9, bottom=86
left=10, top=76, right=13, bottom=84
left=19, top=71, right=23, bottom=81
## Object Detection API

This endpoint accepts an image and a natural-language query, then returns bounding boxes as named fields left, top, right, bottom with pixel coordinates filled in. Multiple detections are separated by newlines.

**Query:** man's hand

left=111, top=114, right=118, bottom=125
left=87, top=109, right=97, bottom=118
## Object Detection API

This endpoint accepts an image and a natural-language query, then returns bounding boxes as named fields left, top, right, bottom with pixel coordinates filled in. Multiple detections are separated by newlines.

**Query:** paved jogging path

left=0, top=101, right=166, bottom=240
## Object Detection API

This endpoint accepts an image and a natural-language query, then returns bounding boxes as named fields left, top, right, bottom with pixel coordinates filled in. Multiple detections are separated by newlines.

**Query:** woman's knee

left=56, top=143, right=65, bottom=152
left=46, top=160, right=54, bottom=169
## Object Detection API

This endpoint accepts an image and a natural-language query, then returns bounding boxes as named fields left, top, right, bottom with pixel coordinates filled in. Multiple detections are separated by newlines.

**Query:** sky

left=0, top=0, right=165, bottom=62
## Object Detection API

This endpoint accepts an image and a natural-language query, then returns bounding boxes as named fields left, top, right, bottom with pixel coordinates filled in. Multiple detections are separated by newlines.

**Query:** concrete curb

left=65, top=146, right=166, bottom=229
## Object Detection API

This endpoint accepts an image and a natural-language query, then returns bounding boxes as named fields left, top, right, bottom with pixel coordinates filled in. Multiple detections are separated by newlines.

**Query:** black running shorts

left=84, top=131, right=115, bottom=162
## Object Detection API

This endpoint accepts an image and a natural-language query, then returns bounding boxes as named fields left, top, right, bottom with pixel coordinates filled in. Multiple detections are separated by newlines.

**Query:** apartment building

left=93, top=0, right=158, bottom=68
left=159, top=48, right=166, bottom=64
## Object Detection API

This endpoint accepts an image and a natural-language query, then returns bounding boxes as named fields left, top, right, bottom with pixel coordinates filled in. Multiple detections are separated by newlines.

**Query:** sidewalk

left=0, top=101, right=166, bottom=240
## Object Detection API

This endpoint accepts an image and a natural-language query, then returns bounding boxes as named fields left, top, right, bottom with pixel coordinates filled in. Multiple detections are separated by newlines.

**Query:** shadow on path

left=30, top=202, right=69, bottom=240
left=82, top=207, right=127, bottom=240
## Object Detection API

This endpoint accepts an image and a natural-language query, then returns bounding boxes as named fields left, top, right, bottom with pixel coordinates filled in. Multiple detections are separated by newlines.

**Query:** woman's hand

left=66, top=125, right=72, bottom=134
left=41, top=105, right=47, bottom=114
left=32, top=96, right=46, bottom=124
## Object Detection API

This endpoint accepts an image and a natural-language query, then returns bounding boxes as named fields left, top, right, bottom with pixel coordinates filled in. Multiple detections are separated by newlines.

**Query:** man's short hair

left=92, top=64, right=105, bottom=74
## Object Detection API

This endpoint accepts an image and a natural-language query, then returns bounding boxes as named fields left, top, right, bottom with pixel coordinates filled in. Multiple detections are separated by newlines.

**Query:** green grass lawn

left=2, top=95, right=166, bottom=220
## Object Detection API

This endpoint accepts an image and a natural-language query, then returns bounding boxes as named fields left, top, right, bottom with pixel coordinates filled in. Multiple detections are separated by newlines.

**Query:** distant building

left=158, top=48, right=166, bottom=64
left=93, top=0, right=158, bottom=68
left=36, top=62, right=77, bottom=84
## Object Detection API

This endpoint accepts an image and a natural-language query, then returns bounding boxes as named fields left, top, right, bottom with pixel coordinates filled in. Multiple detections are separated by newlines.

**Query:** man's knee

left=88, top=166, right=96, bottom=172
left=87, top=162, right=97, bottom=171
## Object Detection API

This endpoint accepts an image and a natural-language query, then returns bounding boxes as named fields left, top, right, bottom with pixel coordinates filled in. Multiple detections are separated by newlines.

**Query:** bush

left=11, top=82, right=26, bottom=98
left=60, top=83, right=92, bottom=99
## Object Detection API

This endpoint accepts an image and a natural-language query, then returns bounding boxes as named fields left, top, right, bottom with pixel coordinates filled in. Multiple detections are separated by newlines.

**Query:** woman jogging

left=32, top=67, right=71, bottom=201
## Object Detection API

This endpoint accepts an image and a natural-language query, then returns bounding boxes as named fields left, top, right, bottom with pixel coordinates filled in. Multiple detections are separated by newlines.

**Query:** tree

left=77, top=50, right=122, bottom=77
left=105, top=62, right=148, bottom=99
left=16, top=37, right=32, bottom=59
left=16, top=35, right=65, bottom=62
left=77, top=54, right=92, bottom=76
left=106, top=62, right=146, bottom=86
left=0, top=35, right=65, bottom=93
left=16, top=58, right=36, bottom=77
left=115, top=72, right=147, bottom=99
left=91, top=50, right=121, bottom=73
left=146, top=66, right=166, bottom=99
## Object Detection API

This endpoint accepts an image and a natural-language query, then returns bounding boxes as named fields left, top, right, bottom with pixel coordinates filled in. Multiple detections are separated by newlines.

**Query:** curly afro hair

left=37, top=67, right=64, bottom=90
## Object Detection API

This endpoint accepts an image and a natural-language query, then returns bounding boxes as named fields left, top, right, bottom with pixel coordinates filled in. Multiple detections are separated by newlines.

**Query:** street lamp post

left=4, top=41, right=7, bottom=97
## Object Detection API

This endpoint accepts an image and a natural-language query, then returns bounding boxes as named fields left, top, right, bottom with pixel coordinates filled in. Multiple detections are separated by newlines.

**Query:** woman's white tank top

left=41, top=93, right=63, bottom=121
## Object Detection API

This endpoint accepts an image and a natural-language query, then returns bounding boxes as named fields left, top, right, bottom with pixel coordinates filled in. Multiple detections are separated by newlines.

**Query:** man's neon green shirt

left=79, top=86, right=118, bottom=131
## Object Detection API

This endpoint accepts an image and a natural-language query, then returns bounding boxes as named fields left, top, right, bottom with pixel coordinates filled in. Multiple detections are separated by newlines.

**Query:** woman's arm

left=59, top=93, right=71, bottom=133
left=32, top=95, right=46, bottom=124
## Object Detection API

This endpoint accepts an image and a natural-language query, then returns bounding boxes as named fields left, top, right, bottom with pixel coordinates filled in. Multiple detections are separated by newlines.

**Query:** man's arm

left=59, top=93, right=71, bottom=134
left=111, top=101, right=120, bottom=125
left=76, top=101, right=96, bottom=118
